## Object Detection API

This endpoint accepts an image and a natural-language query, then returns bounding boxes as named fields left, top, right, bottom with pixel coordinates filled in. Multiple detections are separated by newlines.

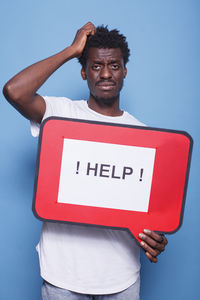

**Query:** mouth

left=96, top=81, right=116, bottom=87
left=96, top=81, right=116, bottom=90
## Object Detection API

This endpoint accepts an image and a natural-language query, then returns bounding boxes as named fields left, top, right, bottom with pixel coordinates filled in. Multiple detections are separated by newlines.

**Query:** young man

left=3, top=22, right=168, bottom=300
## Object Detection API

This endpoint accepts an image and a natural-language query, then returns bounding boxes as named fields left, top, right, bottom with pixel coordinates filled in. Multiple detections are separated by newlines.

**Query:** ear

left=81, top=68, right=87, bottom=80
left=124, top=67, right=127, bottom=78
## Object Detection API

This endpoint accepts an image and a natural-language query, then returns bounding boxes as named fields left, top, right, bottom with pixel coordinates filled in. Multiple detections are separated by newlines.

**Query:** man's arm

left=3, top=22, right=96, bottom=123
left=139, top=229, right=168, bottom=263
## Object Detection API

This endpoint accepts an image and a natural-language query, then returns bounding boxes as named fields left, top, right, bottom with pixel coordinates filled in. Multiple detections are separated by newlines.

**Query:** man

left=3, top=22, right=168, bottom=300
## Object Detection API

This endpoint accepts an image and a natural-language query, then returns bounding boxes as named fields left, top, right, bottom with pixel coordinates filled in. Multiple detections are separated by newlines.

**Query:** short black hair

left=78, top=25, right=130, bottom=69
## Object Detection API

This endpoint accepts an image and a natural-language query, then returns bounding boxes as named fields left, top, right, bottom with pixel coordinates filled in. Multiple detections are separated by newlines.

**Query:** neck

left=88, top=94, right=123, bottom=117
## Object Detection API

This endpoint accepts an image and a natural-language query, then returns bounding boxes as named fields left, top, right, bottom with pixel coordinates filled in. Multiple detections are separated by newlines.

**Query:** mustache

left=95, top=80, right=116, bottom=86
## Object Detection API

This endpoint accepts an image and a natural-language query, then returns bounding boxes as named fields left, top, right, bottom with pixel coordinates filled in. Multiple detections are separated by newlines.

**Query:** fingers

left=139, top=238, right=160, bottom=263
left=71, top=22, right=96, bottom=57
left=76, top=22, right=96, bottom=39
left=138, top=229, right=168, bottom=263
left=140, top=229, right=168, bottom=249
left=81, top=22, right=96, bottom=36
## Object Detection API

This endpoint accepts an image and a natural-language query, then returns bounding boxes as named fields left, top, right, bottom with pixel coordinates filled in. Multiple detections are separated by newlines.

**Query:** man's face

left=81, top=47, right=127, bottom=105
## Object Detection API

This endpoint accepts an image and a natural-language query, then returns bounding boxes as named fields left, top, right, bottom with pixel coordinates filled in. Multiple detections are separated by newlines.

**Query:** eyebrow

left=92, top=61, right=104, bottom=65
left=92, top=60, right=121, bottom=65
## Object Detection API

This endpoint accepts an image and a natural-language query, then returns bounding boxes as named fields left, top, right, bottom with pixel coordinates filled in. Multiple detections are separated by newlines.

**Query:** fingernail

left=139, top=233, right=144, bottom=239
left=140, top=241, right=145, bottom=246
left=144, top=229, right=151, bottom=234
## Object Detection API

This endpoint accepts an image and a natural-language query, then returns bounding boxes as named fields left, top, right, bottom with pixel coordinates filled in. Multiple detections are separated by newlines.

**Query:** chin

left=93, top=95, right=118, bottom=106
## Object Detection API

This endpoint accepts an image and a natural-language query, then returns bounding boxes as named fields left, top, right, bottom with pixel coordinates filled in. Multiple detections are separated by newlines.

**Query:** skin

left=81, top=47, right=127, bottom=116
left=3, top=21, right=168, bottom=263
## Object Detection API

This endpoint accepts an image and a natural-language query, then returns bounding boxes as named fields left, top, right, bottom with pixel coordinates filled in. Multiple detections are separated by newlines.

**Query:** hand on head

left=71, top=22, right=96, bottom=58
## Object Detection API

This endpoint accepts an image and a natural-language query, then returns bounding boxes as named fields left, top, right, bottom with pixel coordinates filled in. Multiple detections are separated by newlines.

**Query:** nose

left=100, top=66, right=112, bottom=79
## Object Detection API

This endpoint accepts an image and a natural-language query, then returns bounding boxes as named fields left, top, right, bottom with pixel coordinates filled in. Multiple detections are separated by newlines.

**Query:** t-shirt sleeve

left=30, top=96, right=72, bottom=137
left=30, top=96, right=53, bottom=137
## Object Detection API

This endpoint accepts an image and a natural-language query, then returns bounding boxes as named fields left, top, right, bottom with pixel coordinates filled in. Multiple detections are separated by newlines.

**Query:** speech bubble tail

left=127, top=224, right=158, bottom=245
left=127, top=225, right=145, bottom=244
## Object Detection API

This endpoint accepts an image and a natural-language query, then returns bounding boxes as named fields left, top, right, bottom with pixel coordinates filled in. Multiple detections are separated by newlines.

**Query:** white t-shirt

left=31, top=96, right=145, bottom=295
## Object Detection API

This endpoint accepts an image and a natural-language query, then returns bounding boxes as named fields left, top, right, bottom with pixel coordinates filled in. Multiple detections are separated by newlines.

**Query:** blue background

left=1, top=0, right=199, bottom=299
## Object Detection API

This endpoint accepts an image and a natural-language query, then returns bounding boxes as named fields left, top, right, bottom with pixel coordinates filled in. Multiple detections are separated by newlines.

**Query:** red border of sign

left=32, top=117, right=193, bottom=242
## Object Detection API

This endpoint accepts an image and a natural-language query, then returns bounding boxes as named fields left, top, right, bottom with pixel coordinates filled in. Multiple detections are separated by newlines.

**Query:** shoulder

left=43, top=96, right=73, bottom=108
left=42, top=96, right=85, bottom=116
left=30, top=97, right=86, bottom=137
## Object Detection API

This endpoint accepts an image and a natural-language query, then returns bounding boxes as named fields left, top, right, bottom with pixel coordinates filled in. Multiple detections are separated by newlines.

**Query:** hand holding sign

left=139, top=229, right=168, bottom=263
left=33, top=118, right=192, bottom=246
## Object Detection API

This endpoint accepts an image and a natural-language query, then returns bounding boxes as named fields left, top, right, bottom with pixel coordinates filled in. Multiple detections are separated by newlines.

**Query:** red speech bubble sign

left=33, top=117, right=193, bottom=243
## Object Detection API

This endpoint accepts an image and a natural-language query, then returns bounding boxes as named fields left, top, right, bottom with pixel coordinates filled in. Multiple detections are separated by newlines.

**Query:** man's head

left=79, top=26, right=130, bottom=108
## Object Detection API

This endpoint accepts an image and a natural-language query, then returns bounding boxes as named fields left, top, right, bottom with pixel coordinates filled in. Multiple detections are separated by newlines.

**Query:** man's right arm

left=3, top=22, right=96, bottom=123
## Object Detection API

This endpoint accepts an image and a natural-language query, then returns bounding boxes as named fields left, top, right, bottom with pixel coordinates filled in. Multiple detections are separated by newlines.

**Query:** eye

left=111, top=64, right=120, bottom=70
left=92, top=65, right=101, bottom=70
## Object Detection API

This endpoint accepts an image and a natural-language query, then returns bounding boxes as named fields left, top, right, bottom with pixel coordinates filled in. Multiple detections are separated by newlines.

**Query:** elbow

left=3, top=82, right=20, bottom=104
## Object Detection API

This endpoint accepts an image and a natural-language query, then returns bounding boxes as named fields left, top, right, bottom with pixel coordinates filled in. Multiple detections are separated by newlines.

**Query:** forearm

left=3, top=22, right=96, bottom=123
left=3, top=45, right=77, bottom=105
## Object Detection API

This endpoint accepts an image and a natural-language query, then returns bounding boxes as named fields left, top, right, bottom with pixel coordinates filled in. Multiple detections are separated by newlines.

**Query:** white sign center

left=57, top=139, right=156, bottom=212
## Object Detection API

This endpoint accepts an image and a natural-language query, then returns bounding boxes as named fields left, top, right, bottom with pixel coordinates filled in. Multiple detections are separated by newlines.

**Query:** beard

left=88, top=79, right=124, bottom=107
left=92, top=94, right=119, bottom=107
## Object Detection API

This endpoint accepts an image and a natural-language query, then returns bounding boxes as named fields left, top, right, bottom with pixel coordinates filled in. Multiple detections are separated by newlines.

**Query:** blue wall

left=1, top=0, right=199, bottom=299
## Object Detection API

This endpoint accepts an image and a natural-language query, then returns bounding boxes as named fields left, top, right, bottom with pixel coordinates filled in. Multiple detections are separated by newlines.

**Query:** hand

left=139, top=229, right=168, bottom=263
left=71, top=22, right=96, bottom=58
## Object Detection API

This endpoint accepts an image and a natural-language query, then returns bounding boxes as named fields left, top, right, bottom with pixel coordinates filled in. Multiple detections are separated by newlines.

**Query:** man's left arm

left=139, top=229, right=168, bottom=263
